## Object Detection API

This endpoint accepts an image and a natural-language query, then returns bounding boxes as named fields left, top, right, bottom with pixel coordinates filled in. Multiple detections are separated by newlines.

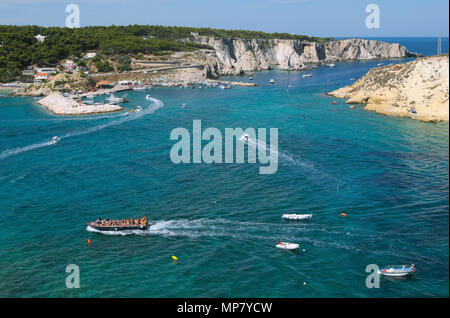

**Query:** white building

left=34, top=73, right=51, bottom=82
left=35, top=34, right=46, bottom=43
left=36, top=67, right=57, bottom=74
left=84, top=52, right=97, bottom=59
left=190, top=32, right=199, bottom=37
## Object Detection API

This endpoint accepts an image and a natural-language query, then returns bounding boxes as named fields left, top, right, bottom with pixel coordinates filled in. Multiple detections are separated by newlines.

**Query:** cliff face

left=190, top=37, right=420, bottom=76
left=327, top=55, right=449, bottom=122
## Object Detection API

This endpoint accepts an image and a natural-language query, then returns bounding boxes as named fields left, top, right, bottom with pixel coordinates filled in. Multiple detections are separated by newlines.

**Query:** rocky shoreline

left=327, top=55, right=449, bottom=122
left=38, top=93, right=123, bottom=115
left=188, top=37, right=422, bottom=76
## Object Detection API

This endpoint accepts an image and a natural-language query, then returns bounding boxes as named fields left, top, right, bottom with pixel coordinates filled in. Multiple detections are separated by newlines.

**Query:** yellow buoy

left=172, top=256, right=178, bottom=261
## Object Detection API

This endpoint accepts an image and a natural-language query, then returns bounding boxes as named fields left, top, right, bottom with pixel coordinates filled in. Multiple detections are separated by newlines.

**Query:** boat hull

left=89, top=224, right=150, bottom=232
left=282, top=214, right=312, bottom=220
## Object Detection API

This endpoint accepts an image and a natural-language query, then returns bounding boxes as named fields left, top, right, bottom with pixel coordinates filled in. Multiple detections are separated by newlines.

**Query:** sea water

left=0, top=38, right=448, bottom=297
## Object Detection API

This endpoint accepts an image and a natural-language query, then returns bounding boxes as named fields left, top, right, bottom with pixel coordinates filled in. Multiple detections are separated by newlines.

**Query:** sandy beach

left=38, top=93, right=123, bottom=115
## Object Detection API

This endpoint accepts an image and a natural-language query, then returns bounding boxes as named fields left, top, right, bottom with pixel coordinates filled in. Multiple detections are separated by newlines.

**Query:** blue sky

left=0, top=0, right=448, bottom=37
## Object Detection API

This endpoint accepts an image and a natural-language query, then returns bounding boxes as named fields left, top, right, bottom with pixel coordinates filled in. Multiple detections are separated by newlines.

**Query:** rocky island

left=328, top=55, right=449, bottom=122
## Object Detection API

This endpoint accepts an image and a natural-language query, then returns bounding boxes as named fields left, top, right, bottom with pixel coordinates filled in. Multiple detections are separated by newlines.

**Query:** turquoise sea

left=0, top=38, right=448, bottom=297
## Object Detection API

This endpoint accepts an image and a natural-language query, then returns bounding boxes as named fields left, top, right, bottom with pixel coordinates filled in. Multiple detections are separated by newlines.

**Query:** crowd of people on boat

left=92, top=216, right=147, bottom=228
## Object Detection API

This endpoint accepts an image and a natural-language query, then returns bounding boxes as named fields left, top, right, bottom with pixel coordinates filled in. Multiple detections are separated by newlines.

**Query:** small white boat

left=270, top=79, right=275, bottom=84
left=239, top=133, right=250, bottom=142
left=377, top=63, right=384, bottom=66
left=133, top=86, right=147, bottom=91
left=145, top=94, right=152, bottom=100
left=135, top=106, right=143, bottom=113
left=51, top=136, right=60, bottom=145
left=106, top=94, right=125, bottom=103
left=276, top=242, right=300, bottom=250
left=219, top=85, right=226, bottom=89
left=303, top=74, right=312, bottom=78
left=327, top=63, right=336, bottom=68
left=378, top=264, right=415, bottom=277
left=282, top=214, right=312, bottom=221
left=181, top=103, right=187, bottom=109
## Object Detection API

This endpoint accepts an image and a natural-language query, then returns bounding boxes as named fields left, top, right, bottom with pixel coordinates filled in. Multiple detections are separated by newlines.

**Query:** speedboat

left=377, top=63, right=384, bottom=66
left=378, top=264, right=416, bottom=277
left=51, top=136, right=60, bottom=145
left=327, top=63, right=336, bottom=67
left=181, top=103, right=187, bottom=109
left=87, top=216, right=150, bottom=232
left=270, top=79, right=275, bottom=84
left=239, top=133, right=250, bottom=142
left=282, top=214, right=312, bottom=221
left=276, top=242, right=300, bottom=250
left=145, top=94, right=152, bottom=100
left=135, top=106, right=143, bottom=113
left=303, top=74, right=312, bottom=78
left=133, top=85, right=147, bottom=90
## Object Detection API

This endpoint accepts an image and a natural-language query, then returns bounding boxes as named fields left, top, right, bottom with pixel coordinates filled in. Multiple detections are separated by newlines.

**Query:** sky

left=0, top=0, right=448, bottom=37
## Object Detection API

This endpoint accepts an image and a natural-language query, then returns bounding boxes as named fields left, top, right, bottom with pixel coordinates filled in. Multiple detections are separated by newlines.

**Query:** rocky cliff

left=327, top=55, right=449, bottom=122
left=188, top=37, right=421, bottom=76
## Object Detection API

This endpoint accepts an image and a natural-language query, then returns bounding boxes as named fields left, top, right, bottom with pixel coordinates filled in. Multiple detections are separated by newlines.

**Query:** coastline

left=38, top=93, right=123, bottom=115
left=328, top=55, right=449, bottom=123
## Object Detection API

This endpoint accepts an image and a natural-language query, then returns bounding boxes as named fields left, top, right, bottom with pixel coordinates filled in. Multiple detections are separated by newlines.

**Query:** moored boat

left=378, top=264, right=416, bottom=277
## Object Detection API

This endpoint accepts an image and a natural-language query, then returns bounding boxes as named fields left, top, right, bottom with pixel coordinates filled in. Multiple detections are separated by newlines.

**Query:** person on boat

left=96, top=217, right=102, bottom=225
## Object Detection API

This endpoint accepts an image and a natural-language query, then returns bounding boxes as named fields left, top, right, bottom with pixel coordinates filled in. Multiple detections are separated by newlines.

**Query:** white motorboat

left=51, top=136, right=60, bottom=145
left=145, top=94, right=152, bottom=100
left=135, top=106, right=143, bottom=113
left=377, top=63, right=384, bottom=66
left=133, top=85, right=147, bottom=90
left=106, top=94, right=125, bottom=103
left=270, top=79, right=275, bottom=84
left=303, top=74, right=312, bottom=78
left=239, top=133, right=250, bottom=142
left=378, top=264, right=416, bottom=277
left=276, top=242, right=300, bottom=250
left=282, top=214, right=312, bottom=221
left=327, top=63, right=336, bottom=67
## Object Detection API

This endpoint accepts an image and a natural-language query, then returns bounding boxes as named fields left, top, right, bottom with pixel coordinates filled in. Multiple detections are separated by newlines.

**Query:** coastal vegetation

left=0, top=24, right=331, bottom=82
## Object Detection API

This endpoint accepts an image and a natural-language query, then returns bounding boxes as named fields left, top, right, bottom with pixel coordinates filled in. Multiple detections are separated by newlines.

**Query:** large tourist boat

left=87, top=216, right=149, bottom=232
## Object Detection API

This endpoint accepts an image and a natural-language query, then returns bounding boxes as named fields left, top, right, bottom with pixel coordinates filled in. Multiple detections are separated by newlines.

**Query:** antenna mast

left=437, top=34, right=442, bottom=55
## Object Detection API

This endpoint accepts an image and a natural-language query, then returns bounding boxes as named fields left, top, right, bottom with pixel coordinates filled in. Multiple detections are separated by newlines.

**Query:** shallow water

left=0, top=40, right=448, bottom=298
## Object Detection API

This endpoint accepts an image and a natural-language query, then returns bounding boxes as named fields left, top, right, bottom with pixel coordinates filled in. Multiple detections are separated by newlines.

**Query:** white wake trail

left=0, top=97, right=164, bottom=160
